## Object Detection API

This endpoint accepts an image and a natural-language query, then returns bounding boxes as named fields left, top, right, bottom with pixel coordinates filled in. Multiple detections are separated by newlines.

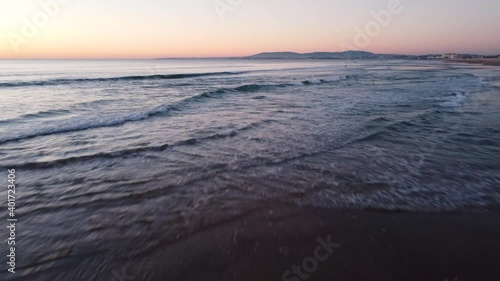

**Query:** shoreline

left=127, top=204, right=500, bottom=281
left=30, top=203, right=499, bottom=281
left=439, top=58, right=500, bottom=67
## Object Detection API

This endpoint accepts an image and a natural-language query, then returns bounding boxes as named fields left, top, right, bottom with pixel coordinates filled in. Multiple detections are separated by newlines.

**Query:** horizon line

left=1, top=50, right=499, bottom=60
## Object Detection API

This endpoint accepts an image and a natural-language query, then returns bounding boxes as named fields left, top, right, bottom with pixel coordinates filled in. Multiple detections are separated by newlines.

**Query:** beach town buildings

left=442, top=53, right=458, bottom=59
left=439, top=53, right=495, bottom=59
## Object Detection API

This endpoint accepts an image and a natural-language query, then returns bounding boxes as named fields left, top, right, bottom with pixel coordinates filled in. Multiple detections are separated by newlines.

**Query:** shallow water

left=0, top=59, right=499, bottom=278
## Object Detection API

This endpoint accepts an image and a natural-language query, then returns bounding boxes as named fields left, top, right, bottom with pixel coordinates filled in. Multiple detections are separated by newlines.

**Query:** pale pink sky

left=1, top=0, right=499, bottom=59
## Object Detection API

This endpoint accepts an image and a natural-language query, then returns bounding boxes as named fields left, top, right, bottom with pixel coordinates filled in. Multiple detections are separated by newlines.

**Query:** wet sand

left=115, top=203, right=500, bottom=281
left=11, top=203, right=500, bottom=281
left=10, top=203, right=500, bottom=281
left=442, top=58, right=500, bottom=67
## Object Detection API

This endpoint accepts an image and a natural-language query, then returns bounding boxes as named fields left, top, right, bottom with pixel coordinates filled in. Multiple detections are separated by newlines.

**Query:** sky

left=0, top=0, right=499, bottom=59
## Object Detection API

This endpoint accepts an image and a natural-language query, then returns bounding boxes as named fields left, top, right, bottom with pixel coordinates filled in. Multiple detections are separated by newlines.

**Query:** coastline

left=439, top=58, right=500, bottom=67
left=99, top=204, right=500, bottom=281
left=15, top=203, right=500, bottom=281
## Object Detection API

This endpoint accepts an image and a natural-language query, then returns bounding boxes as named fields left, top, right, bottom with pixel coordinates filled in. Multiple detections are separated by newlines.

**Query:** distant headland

left=242, top=51, right=410, bottom=60
left=156, top=51, right=500, bottom=62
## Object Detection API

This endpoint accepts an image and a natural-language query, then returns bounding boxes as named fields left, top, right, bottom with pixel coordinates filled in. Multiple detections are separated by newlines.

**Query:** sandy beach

left=8, top=203, right=500, bottom=281
left=101, top=203, right=500, bottom=281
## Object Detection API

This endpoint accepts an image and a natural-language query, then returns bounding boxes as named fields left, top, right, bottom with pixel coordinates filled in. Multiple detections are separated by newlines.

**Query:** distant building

left=443, top=53, right=458, bottom=59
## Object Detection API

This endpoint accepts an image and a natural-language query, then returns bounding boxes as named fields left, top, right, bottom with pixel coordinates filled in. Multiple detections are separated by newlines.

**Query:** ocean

left=1, top=59, right=500, bottom=279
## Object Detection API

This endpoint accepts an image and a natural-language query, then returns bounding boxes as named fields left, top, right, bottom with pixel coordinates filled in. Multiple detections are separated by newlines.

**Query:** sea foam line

left=0, top=71, right=244, bottom=88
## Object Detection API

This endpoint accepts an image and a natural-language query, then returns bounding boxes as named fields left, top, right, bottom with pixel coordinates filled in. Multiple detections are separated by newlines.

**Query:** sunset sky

left=1, top=0, right=499, bottom=59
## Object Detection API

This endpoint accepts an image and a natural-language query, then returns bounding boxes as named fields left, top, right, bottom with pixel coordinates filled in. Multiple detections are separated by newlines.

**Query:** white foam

left=0, top=104, right=171, bottom=144
left=440, top=92, right=468, bottom=108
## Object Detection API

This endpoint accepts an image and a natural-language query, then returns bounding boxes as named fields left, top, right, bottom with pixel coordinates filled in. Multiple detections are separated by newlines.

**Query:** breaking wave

left=0, top=71, right=244, bottom=88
